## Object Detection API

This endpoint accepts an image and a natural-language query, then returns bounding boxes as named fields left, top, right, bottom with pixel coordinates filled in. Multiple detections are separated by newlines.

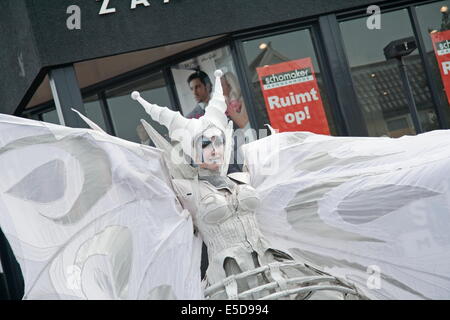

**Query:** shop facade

left=1, top=0, right=450, bottom=299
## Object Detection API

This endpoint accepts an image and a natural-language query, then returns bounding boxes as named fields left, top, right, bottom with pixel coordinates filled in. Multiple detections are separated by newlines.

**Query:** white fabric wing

left=243, top=131, right=450, bottom=300
left=0, top=114, right=202, bottom=300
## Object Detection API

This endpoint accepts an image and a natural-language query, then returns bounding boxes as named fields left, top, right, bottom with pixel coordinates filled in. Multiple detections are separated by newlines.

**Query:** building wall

left=28, top=0, right=387, bottom=66
left=0, top=0, right=394, bottom=116
left=0, top=0, right=42, bottom=115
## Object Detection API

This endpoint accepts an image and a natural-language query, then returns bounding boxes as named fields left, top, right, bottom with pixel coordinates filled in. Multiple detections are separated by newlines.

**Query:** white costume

left=131, top=70, right=362, bottom=299
left=0, top=70, right=449, bottom=299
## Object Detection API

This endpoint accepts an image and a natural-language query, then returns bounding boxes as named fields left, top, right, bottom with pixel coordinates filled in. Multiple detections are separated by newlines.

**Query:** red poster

left=256, top=58, right=330, bottom=134
left=431, top=30, right=450, bottom=105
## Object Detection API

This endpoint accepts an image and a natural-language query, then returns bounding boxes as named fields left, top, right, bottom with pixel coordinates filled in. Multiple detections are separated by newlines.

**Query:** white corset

left=194, top=183, right=275, bottom=284
left=172, top=178, right=273, bottom=285
left=199, top=184, right=260, bottom=225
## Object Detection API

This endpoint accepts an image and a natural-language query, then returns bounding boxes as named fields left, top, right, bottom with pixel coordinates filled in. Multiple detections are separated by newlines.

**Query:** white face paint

left=194, top=127, right=225, bottom=172
left=200, top=135, right=225, bottom=172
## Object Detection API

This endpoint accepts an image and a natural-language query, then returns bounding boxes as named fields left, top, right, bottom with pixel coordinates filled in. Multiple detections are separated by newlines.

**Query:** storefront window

left=171, top=46, right=251, bottom=132
left=83, top=95, right=107, bottom=131
left=41, top=107, right=59, bottom=124
left=106, top=72, right=172, bottom=144
left=416, top=0, right=450, bottom=126
left=340, top=9, right=440, bottom=138
left=242, top=29, right=337, bottom=135
left=171, top=46, right=254, bottom=170
left=41, top=96, right=106, bottom=130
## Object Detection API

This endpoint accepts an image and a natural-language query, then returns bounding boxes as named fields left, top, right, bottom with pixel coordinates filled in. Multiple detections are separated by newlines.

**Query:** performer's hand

left=227, top=99, right=249, bottom=129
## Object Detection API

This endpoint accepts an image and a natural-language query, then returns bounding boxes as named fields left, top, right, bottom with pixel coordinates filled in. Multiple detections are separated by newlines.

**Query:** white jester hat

left=131, top=69, right=234, bottom=176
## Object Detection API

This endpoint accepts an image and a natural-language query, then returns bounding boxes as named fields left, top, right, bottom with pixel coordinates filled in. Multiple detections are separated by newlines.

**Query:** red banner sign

left=431, top=30, right=450, bottom=105
left=256, top=58, right=330, bottom=134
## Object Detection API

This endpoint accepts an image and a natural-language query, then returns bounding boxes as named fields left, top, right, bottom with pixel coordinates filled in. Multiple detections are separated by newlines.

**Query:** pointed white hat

left=131, top=69, right=230, bottom=160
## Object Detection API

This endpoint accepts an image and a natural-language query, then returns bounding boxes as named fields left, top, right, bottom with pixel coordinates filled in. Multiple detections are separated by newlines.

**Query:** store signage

left=256, top=58, right=330, bottom=134
left=97, top=0, right=170, bottom=15
left=431, top=30, right=450, bottom=105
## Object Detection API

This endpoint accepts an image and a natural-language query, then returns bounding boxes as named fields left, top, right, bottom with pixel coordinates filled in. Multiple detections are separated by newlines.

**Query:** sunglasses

left=201, top=136, right=224, bottom=149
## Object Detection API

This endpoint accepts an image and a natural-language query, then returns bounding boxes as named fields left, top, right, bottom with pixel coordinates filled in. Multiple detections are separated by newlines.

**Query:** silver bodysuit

left=172, top=175, right=364, bottom=300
